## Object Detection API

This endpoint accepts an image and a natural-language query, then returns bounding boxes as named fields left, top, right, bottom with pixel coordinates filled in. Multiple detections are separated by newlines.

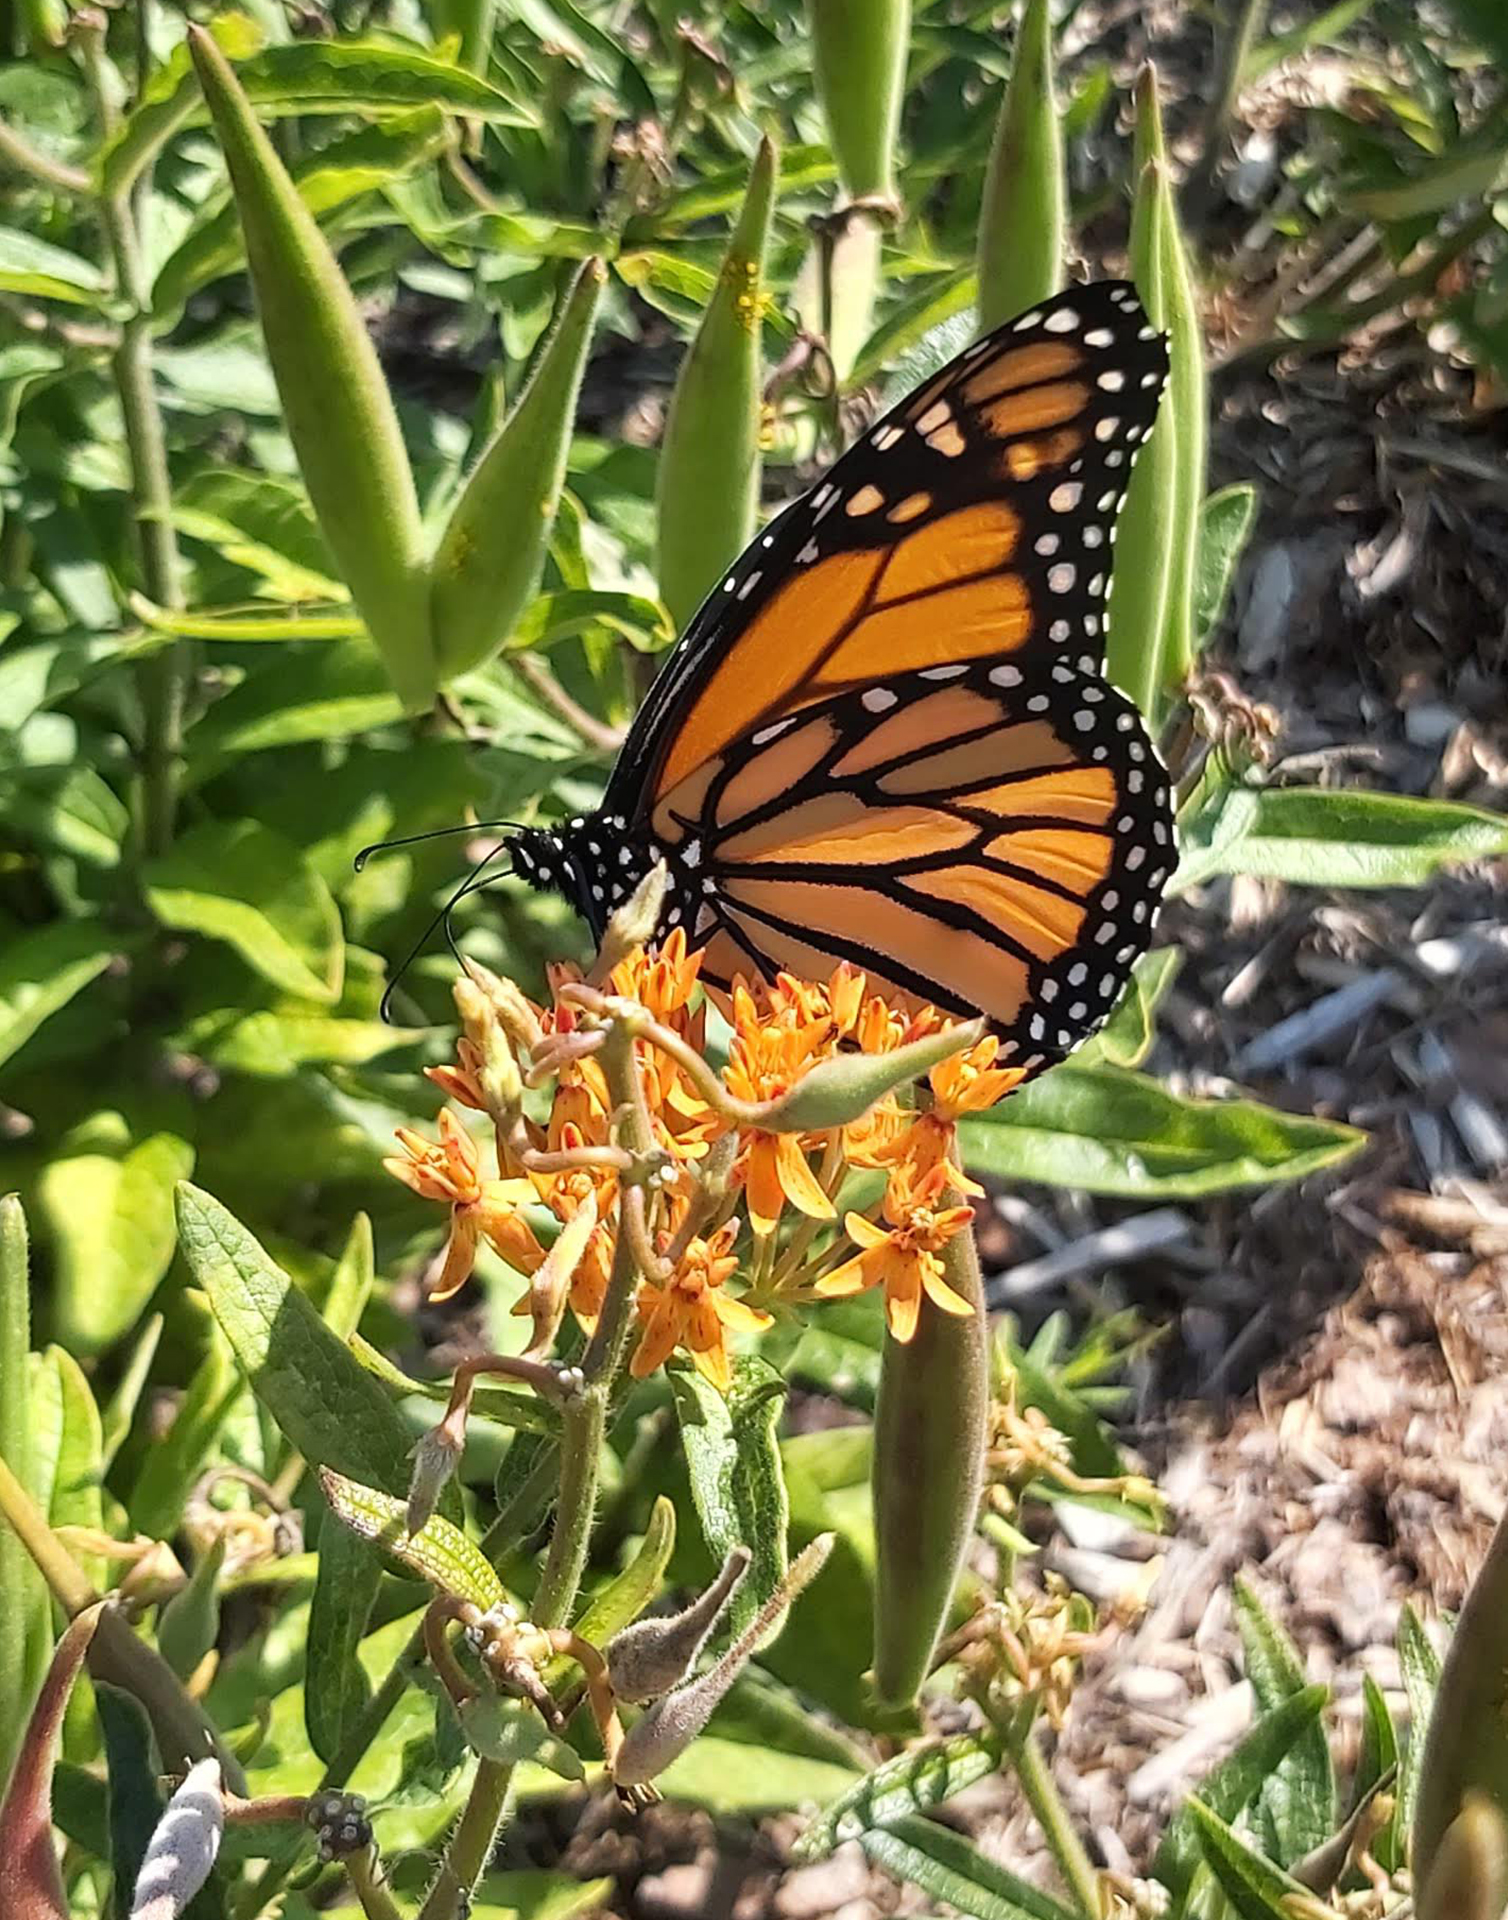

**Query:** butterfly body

left=508, top=281, right=1176, bottom=1079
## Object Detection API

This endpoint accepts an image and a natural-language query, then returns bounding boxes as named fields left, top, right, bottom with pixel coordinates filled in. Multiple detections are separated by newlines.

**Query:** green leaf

left=101, top=30, right=533, bottom=199
left=153, top=107, right=449, bottom=311
left=1194, top=483, right=1259, bottom=641
left=100, top=1314, right=163, bottom=1470
left=306, top=1520, right=378, bottom=1765
left=317, top=1468, right=501, bottom=1606
left=459, top=1696, right=584, bottom=1779
left=1182, top=1798, right=1310, bottom=1920
left=1357, top=1672, right=1402, bottom=1873
left=127, top=1318, right=241, bottom=1538
left=195, top=1008, right=420, bottom=1076
left=469, top=1871, right=615, bottom=1920
left=175, top=1183, right=458, bottom=1519
left=510, top=587, right=673, bottom=655
left=169, top=505, right=346, bottom=603
left=2, top=764, right=130, bottom=868
left=0, top=226, right=108, bottom=305
left=960, top=1063, right=1364, bottom=1198
left=39, top=1118, right=195, bottom=1356
left=670, top=1354, right=789, bottom=1637
left=323, top=1212, right=374, bottom=1344
left=1080, top=947, right=1180, bottom=1070
left=797, top=1732, right=1005, bottom=1859
left=1176, top=787, right=1508, bottom=893
left=1154, top=1686, right=1330, bottom=1915
left=35, top=1348, right=105, bottom=1593
left=861, top=1814, right=1080, bottom=1920
left=1232, top=1579, right=1336, bottom=1863
left=564, top=1494, right=676, bottom=1657
left=0, top=1195, right=48, bottom=1793
left=145, top=819, right=344, bottom=1002
left=850, top=266, right=977, bottom=390
left=0, top=921, right=115, bottom=1068
left=1397, top=1601, right=1443, bottom=1866
left=189, top=643, right=402, bottom=755
left=158, top=1535, right=227, bottom=1681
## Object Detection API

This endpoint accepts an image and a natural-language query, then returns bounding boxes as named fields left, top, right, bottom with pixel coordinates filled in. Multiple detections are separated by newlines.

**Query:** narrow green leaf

left=35, top=1349, right=105, bottom=1593
left=1357, top=1672, right=1402, bottom=1872
left=323, top=1212, right=374, bottom=1343
left=127, top=1318, right=240, bottom=1539
left=1154, top=109, right=1208, bottom=694
left=1193, top=483, right=1259, bottom=642
left=509, top=587, right=673, bottom=656
left=1175, top=787, right=1508, bottom=892
left=101, top=27, right=532, bottom=200
left=39, top=1124, right=194, bottom=1356
left=1080, top=947, right=1180, bottom=1070
left=145, top=818, right=344, bottom=1003
left=670, top=1355, right=789, bottom=1638
left=190, top=643, right=402, bottom=755
left=100, top=1314, right=163, bottom=1470
left=655, top=136, right=777, bottom=632
left=348, top=1332, right=557, bottom=1436
left=1183, top=1794, right=1312, bottom=1920
left=0, top=227, right=109, bottom=306
left=0, top=922, right=115, bottom=1070
left=469, top=1870, right=614, bottom=1920
left=306, top=1520, right=378, bottom=1765
left=131, top=599, right=362, bottom=642
left=1232, top=1577, right=1335, bottom=1862
left=960, top=1063, right=1363, bottom=1197
left=175, top=1183, right=459, bottom=1521
left=849, top=266, right=976, bottom=390
left=195, top=1009, right=417, bottom=1076
left=317, top=1468, right=501, bottom=1607
left=189, top=27, right=436, bottom=711
left=798, top=1731, right=1004, bottom=1859
left=153, top=107, right=449, bottom=312
left=861, top=1814, right=1080, bottom=1920
left=565, top=1495, right=676, bottom=1655
left=431, top=257, right=607, bottom=678
left=0, top=1195, right=48, bottom=1796
left=977, top=0, right=1063, bottom=328
left=1154, top=1685, right=1329, bottom=1915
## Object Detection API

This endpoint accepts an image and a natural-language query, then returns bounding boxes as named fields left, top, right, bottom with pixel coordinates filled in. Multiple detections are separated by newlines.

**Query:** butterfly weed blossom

left=385, top=909, right=1015, bottom=1384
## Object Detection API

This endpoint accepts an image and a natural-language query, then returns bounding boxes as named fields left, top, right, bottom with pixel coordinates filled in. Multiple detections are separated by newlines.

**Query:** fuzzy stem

left=83, top=26, right=186, bottom=858
left=345, top=1848, right=408, bottom=1920
left=0, top=115, right=89, bottom=192
left=1010, top=1723, right=1103, bottom=1920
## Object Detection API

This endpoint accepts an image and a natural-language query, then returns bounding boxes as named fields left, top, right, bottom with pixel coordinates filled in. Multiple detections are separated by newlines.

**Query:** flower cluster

left=385, top=897, right=1023, bottom=1392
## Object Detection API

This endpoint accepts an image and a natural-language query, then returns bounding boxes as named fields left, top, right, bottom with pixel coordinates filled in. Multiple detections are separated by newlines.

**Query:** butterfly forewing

left=605, top=280, right=1168, bottom=815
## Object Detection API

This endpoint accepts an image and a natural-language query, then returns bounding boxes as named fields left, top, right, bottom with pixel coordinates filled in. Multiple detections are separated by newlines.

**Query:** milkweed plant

left=1, top=3, right=1506, bottom=1919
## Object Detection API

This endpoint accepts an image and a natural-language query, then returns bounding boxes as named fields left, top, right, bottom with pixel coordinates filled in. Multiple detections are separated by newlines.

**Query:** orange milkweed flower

left=630, top=1220, right=772, bottom=1392
left=929, top=1033, right=1022, bottom=1119
left=724, top=979, right=839, bottom=1234
left=527, top=1120, right=617, bottom=1328
left=815, top=1163, right=975, bottom=1343
left=384, top=1108, right=545, bottom=1301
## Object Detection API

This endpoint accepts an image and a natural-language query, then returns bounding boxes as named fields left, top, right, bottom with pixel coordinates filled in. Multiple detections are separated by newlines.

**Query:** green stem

left=0, top=1451, right=97, bottom=1615
left=344, top=1846, right=408, bottom=1920
left=417, top=1763, right=516, bottom=1920
left=0, top=114, right=89, bottom=192
left=84, top=24, right=186, bottom=859
left=1011, top=1724, right=1102, bottom=1920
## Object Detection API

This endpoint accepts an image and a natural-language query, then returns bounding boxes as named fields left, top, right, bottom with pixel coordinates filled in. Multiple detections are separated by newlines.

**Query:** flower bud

left=594, top=864, right=669, bottom=979
left=517, top=1193, right=598, bottom=1356
left=406, top=1422, right=463, bottom=1536
left=612, top=1535, right=832, bottom=1788
left=461, top=955, right=543, bottom=1057
left=128, top=1759, right=224, bottom=1920
left=157, top=1535, right=227, bottom=1683
left=755, top=1020, right=985, bottom=1134
left=607, top=1547, right=751, bottom=1705
left=453, top=976, right=523, bottom=1117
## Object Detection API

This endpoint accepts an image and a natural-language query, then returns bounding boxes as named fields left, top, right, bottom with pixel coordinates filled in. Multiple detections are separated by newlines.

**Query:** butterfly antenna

left=354, top=819, right=522, bottom=872
left=378, top=840, right=516, bottom=1025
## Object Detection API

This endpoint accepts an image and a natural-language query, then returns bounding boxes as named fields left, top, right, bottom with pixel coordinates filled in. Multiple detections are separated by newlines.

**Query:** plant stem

left=83, top=23, right=187, bottom=859
left=0, top=114, right=89, bottom=192
left=417, top=1762, right=517, bottom=1920
left=345, top=1846, right=409, bottom=1920
left=1183, top=0, right=1268, bottom=227
left=0, top=1452, right=96, bottom=1615
left=1011, top=1723, right=1103, bottom=1920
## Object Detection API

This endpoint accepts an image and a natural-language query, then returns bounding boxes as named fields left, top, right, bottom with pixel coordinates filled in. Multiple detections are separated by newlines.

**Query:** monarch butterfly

left=507, top=280, right=1175, bottom=1081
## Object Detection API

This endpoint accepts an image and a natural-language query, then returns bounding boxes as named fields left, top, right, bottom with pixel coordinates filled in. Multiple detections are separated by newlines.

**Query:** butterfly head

left=507, top=815, right=670, bottom=946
